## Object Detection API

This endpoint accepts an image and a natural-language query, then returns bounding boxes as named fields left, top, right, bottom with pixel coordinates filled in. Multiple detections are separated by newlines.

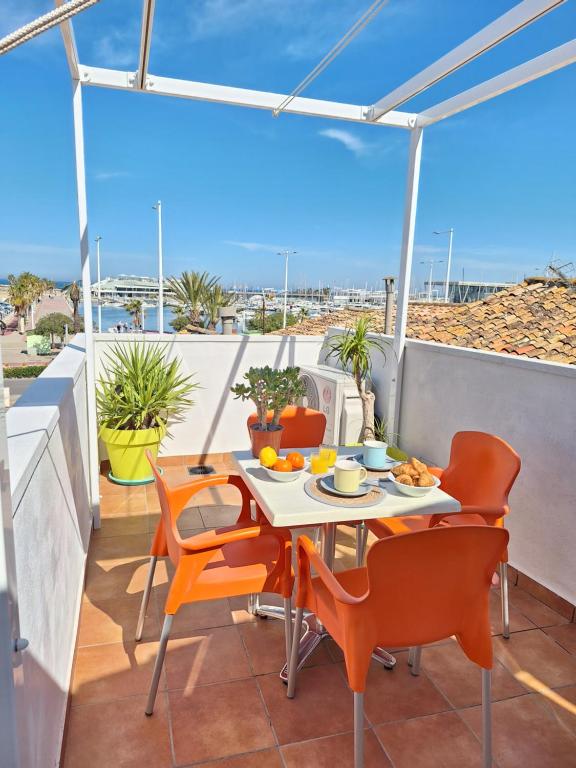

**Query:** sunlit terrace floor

left=62, top=455, right=576, bottom=768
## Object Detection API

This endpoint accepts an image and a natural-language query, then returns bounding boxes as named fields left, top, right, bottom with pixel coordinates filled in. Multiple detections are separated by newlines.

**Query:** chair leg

left=410, top=646, right=422, bottom=676
left=287, top=607, right=304, bottom=699
left=135, top=556, right=157, bottom=642
left=354, top=691, right=364, bottom=768
left=482, top=667, right=492, bottom=768
left=500, top=561, right=510, bottom=639
left=283, top=597, right=293, bottom=667
left=355, top=523, right=368, bottom=567
left=145, top=614, right=173, bottom=716
left=312, top=527, right=321, bottom=548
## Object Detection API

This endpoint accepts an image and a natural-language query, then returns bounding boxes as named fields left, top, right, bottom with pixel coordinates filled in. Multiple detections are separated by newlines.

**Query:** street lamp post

left=95, top=235, right=102, bottom=333
left=153, top=200, right=164, bottom=334
left=420, top=259, right=443, bottom=302
left=433, top=228, right=454, bottom=303
left=277, top=250, right=297, bottom=329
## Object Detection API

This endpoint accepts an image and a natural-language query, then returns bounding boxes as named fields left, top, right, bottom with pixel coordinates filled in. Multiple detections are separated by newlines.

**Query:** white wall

left=94, top=334, right=325, bottom=456
left=7, top=340, right=91, bottom=768
left=398, top=340, right=576, bottom=606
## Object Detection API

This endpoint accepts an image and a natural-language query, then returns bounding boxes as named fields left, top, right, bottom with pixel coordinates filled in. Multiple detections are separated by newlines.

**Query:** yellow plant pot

left=100, top=425, right=166, bottom=485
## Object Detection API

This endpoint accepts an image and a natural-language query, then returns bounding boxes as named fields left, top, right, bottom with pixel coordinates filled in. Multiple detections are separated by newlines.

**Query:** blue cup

left=362, top=439, right=389, bottom=469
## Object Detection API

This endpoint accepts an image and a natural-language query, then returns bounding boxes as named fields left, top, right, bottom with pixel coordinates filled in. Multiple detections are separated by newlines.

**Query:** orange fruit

left=272, top=458, right=293, bottom=472
left=286, top=452, right=305, bottom=470
left=259, top=446, right=278, bottom=468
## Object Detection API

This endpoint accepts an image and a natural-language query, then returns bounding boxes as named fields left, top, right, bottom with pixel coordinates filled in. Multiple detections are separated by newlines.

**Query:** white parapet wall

left=7, top=338, right=91, bottom=768
left=94, top=333, right=325, bottom=456
left=399, top=339, right=576, bottom=607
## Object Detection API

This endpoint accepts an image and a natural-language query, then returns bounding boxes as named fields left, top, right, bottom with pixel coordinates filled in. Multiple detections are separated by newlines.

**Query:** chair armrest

left=179, top=523, right=290, bottom=552
left=428, top=466, right=444, bottom=480
left=296, top=536, right=364, bottom=606
left=429, top=505, right=508, bottom=528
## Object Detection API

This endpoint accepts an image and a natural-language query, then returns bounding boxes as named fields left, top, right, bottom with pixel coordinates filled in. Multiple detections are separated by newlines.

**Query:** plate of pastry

left=389, top=458, right=441, bottom=497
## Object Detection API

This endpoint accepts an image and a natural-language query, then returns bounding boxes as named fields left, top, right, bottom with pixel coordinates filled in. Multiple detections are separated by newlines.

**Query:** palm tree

left=323, top=316, right=389, bottom=442
left=167, top=271, right=219, bottom=327
left=203, top=285, right=236, bottom=330
left=63, top=281, right=81, bottom=331
left=7, top=272, right=46, bottom=333
left=124, top=299, right=143, bottom=329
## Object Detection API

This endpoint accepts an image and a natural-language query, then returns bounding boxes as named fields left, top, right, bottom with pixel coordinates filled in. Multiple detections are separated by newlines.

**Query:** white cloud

left=94, top=170, right=131, bottom=181
left=318, top=128, right=371, bottom=157
left=224, top=240, right=288, bottom=253
left=93, top=30, right=137, bottom=68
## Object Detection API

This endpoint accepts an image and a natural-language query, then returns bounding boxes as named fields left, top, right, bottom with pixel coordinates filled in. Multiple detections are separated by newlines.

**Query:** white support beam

left=367, top=0, right=565, bottom=121
left=387, top=127, right=423, bottom=437
left=137, top=0, right=156, bottom=90
left=71, top=79, right=101, bottom=529
left=57, top=11, right=79, bottom=80
left=418, top=38, right=576, bottom=126
left=78, top=66, right=417, bottom=128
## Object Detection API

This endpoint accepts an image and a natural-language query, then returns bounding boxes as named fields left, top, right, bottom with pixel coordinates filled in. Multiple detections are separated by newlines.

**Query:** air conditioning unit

left=299, top=364, right=363, bottom=445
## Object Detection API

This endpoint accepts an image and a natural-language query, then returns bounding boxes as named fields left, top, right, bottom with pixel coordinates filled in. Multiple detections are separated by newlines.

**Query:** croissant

left=396, top=474, right=415, bottom=486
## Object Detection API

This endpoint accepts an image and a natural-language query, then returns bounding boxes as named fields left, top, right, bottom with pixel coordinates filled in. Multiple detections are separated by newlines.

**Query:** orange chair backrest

left=247, top=405, right=326, bottom=448
left=440, top=431, right=520, bottom=509
left=363, top=526, right=508, bottom=669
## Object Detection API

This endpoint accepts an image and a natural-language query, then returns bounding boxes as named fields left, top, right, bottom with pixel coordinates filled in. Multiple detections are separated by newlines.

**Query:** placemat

left=304, top=476, right=384, bottom=508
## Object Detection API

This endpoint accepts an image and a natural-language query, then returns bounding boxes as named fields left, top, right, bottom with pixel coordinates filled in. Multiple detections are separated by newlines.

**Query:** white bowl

left=265, top=465, right=306, bottom=483
left=390, top=473, right=441, bottom=497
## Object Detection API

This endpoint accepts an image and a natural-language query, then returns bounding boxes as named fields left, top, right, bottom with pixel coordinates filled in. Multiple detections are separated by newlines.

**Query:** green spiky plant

left=97, top=343, right=198, bottom=432
left=323, top=316, right=389, bottom=442
left=231, top=366, right=306, bottom=430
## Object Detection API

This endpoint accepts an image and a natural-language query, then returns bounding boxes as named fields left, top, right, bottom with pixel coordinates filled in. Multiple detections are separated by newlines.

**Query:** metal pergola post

left=387, top=127, right=424, bottom=438
left=71, top=79, right=101, bottom=529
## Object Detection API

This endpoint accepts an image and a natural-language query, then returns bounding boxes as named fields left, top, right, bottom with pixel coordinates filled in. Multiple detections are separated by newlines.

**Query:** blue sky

left=1, top=0, right=575, bottom=290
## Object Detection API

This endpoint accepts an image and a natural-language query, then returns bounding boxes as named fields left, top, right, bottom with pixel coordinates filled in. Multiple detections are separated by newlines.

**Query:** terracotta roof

left=275, top=278, right=576, bottom=365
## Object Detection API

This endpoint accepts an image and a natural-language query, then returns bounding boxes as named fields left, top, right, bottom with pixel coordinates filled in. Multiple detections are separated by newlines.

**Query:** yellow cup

left=333, top=459, right=368, bottom=493
left=320, top=445, right=338, bottom=467
left=310, top=452, right=329, bottom=475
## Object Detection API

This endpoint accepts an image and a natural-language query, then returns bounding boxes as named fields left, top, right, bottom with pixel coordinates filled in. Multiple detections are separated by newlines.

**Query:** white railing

left=7, top=338, right=91, bottom=768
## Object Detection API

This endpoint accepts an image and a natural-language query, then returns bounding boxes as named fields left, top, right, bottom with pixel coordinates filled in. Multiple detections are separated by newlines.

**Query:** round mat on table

left=304, top=476, right=384, bottom=508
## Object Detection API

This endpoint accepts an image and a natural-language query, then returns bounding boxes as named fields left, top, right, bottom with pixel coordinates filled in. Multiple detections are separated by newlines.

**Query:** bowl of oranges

left=259, top=448, right=307, bottom=482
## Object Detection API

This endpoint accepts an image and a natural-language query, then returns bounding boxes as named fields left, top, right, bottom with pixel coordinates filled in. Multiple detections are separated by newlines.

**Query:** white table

left=232, top=448, right=461, bottom=678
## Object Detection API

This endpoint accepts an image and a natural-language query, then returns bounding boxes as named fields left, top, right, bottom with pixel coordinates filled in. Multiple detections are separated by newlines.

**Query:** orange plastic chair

left=247, top=405, right=327, bottom=448
left=139, top=453, right=294, bottom=716
left=363, top=432, right=520, bottom=638
left=288, top=526, right=509, bottom=768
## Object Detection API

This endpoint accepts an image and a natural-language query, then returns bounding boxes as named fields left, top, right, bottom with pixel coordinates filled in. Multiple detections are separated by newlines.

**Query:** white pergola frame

left=56, top=0, right=575, bottom=528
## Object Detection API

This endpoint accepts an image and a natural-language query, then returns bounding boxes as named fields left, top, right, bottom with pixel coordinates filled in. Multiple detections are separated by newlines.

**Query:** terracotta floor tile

left=229, top=595, right=258, bottom=624
left=543, top=684, right=576, bottom=737
left=71, top=640, right=161, bottom=706
left=194, top=485, right=243, bottom=507
left=192, top=748, right=283, bottom=767
left=258, top=663, right=356, bottom=745
left=154, top=590, right=235, bottom=634
left=460, top=694, right=576, bottom=768
left=164, top=626, right=251, bottom=689
left=63, top=693, right=172, bottom=768
left=92, top=514, right=149, bottom=538
left=517, top=573, right=575, bottom=620
left=100, top=491, right=148, bottom=518
left=375, top=711, right=485, bottom=768
left=238, top=616, right=331, bottom=676
left=89, top=533, right=152, bottom=565
left=544, top=623, right=576, bottom=655
left=505, top=584, right=571, bottom=628
left=421, top=641, right=526, bottom=708
left=78, top=594, right=160, bottom=647
left=169, top=678, right=275, bottom=764
left=489, top=589, right=535, bottom=635
left=199, top=504, right=243, bottom=528
left=494, top=628, right=576, bottom=689
left=281, top=729, right=392, bottom=767
left=361, top=654, right=451, bottom=725
left=84, top=558, right=169, bottom=603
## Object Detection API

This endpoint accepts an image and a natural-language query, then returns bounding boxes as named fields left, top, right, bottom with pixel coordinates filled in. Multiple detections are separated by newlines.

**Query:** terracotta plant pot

left=249, top=424, right=284, bottom=458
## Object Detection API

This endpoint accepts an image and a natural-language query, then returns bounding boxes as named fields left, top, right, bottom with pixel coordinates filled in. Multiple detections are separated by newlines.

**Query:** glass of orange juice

left=310, top=452, right=329, bottom=475
left=320, top=444, right=338, bottom=467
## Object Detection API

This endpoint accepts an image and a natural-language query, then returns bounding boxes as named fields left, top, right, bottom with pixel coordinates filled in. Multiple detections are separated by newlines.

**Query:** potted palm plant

left=97, top=343, right=197, bottom=484
left=323, top=316, right=388, bottom=442
left=231, top=366, right=306, bottom=456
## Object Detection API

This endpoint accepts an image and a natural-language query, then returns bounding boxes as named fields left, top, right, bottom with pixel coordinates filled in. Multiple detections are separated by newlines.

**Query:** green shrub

left=247, top=311, right=298, bottom=334
left=32, top=312, right=80, bottom=345
left=3, top=365, right=48, bottom=379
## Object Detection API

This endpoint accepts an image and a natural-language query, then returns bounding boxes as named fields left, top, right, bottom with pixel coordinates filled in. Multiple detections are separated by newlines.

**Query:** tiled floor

left=63, top=458, right=576, bottom=768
